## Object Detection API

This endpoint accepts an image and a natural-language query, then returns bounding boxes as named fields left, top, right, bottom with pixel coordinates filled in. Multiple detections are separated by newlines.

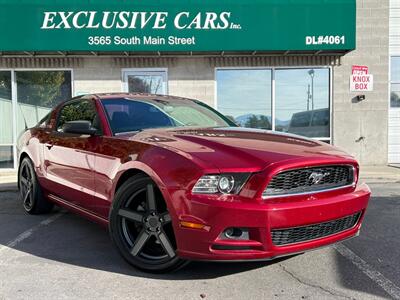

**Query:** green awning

left=0, top=0, right=356, bottom=53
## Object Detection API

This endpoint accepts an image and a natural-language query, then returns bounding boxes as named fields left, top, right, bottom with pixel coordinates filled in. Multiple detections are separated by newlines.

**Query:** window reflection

left=216, top=68, right=331, bottom=139
left=391, top=57, right=400, bottom=107
left=0, top=71, right=12, bottom=144
left=128, top=75, right=164, bottom=94
left=0, top=146, right=13, bottom=169
left=0, top=71, right=13, bottom=168
left=217, top=69, right=272, bottom=130
left=275, top=68, right=330, bottom=138
left=16, top=71, right=72, bottom=135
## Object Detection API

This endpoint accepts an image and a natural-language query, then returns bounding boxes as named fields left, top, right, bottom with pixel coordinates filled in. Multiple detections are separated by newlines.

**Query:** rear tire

left=18, top=157, right=54, bottom=215
left=109, top=174, right=188, bottom=273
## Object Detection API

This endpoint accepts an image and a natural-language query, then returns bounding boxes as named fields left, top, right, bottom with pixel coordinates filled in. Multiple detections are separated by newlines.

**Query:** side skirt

left=47, top=193, right=109, bottom=227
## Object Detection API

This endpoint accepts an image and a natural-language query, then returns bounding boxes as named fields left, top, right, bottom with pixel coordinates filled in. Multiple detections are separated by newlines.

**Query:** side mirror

left=62, top=120, right=97, bottom=135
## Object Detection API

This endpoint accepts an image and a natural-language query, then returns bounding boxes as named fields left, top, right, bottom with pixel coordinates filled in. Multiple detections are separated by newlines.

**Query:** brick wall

left=333, top=0, right=389, bottom=165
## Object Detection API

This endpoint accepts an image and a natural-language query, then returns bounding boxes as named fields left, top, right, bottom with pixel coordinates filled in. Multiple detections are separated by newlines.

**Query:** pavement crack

left=279, top=263, right=354, bottom=300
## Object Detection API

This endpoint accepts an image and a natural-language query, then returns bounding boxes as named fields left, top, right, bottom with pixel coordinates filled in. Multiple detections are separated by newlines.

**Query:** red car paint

left=17, top=93, right=370, bottom=261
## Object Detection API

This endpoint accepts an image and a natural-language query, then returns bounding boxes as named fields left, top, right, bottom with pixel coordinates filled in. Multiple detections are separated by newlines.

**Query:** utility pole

left=308, top=69, right=315, bottom=110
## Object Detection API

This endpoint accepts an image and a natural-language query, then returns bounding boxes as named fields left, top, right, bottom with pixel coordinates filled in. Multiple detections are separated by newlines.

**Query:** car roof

left=53, top=93, right=198, bottom=113
left=88, top=92, right=195, bottom=102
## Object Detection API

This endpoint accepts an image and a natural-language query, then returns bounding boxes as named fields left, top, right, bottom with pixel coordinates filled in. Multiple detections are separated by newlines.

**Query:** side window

left=290, top=112, right=311, bottom=128
left=311, top=110, right=329, bottom=126
left=56, top=100, right=100, bottom=133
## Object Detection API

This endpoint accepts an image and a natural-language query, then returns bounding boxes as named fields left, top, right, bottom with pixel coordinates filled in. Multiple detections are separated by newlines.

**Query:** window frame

left=214, top=66, right=333, bottom=143
left=0, top=68, right=74, bottom=170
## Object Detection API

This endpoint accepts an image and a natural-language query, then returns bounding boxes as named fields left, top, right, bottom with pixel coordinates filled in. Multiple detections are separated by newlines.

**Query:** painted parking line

left=0, top=212, right=64, bottom=265
left=334, top=244, right=400, bottom=300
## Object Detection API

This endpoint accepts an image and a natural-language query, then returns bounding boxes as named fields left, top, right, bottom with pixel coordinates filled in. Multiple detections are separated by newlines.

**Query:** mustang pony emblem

left=309, top=172, right=330, bottom=184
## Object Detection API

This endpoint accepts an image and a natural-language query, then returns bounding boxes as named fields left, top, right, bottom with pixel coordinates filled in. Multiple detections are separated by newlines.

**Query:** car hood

left=117, top=127, right=355, bottom=172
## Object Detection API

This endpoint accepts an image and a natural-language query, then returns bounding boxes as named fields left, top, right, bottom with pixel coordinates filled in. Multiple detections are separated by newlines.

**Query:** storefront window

left=16, top=71, right=72, bottom=135
left=216, top=67, right=331, bottom=140
left=275, top=68, right=330, bottom=138
left=0, top=71, right=13, bottom=168
left=0, top=70, right=72, bottom=169
left=390, top=57, right=400, bottom=107
left=123, top=70, right=167, bottom=94
left=216, top=69, right=272, bottom=129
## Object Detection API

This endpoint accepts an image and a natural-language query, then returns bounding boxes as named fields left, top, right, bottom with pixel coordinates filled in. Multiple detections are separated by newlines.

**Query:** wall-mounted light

left=356, top=95, right=366, bottom=101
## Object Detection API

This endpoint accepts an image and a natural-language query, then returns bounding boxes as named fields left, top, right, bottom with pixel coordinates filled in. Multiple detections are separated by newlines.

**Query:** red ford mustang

left=17, top=93, right=370, bottom=272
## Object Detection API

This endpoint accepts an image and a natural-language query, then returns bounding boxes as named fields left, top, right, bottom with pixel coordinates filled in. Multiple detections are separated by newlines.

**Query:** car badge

left=309, top=172, right=330, bottom=184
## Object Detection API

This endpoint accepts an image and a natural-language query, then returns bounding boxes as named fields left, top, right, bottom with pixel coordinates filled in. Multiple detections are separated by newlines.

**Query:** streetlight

left=308, top=69, right=315, bottom=110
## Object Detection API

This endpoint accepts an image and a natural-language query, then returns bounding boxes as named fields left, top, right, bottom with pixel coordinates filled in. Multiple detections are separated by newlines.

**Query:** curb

left=0, top=185, right=18, bottom=192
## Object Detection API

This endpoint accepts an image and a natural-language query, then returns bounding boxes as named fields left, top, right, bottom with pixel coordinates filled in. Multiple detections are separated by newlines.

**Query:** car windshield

left=101, top=98, right=236, bottom=134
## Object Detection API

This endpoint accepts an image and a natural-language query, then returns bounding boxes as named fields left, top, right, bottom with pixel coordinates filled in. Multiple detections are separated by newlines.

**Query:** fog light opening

left=222, top=227, right=249, bottom=240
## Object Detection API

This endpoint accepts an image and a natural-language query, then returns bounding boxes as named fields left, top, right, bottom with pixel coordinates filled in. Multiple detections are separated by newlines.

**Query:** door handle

left=45, top=143, right=53, bottom=150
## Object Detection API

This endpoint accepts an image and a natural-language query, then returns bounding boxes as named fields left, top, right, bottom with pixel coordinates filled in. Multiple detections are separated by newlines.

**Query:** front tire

left=19, top=157, right=54, bottom=214
left=109, top=174, right=187, bottom=273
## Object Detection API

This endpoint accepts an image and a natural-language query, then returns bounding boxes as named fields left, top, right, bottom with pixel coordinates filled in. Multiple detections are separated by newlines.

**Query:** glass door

left=0, top=71, right=14, bottom=168
left=122, top=70, right=167, bottom=95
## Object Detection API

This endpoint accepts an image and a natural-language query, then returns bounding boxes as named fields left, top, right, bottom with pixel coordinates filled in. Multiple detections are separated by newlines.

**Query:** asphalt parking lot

left=0, top=182, right=399, bottom=300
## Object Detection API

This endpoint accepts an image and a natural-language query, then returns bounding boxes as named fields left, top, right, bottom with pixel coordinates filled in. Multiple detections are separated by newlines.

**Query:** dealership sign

left=350, top=65, right=373, bottom=91
left=0, top=0, right=356, bottom=52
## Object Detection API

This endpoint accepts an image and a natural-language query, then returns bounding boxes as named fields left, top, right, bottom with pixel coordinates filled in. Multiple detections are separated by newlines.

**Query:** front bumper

left=169, top=183, right=370, bottom=261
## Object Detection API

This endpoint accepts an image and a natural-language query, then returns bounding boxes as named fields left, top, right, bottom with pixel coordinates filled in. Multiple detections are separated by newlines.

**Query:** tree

left=245, top=114, right=271, bottom=129
left=258, top=115, right=271, bottom=129
left=0, top=72, right=11, bottom=99
left=128, top=76, right=162, bottom=94
left=58, top=101, right=96, bottom=129
left=391, top=91, right=400, bottom=107
left=245, top=115, right=259, bottom=128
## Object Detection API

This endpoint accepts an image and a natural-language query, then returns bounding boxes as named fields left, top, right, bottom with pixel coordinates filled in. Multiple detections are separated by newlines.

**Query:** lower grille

left=271, top=212, right=361, bottom=246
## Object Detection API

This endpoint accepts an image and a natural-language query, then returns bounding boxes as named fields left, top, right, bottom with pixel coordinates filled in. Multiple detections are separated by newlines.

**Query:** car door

left=41, top=99, right=101, bottom=211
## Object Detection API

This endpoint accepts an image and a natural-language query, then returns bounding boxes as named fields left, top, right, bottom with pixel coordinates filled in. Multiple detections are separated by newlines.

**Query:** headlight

left=192, top=173, right=250, bottom=195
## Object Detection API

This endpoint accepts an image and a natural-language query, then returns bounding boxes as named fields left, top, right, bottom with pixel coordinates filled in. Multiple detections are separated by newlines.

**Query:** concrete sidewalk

left=0, top=171, right=17, bottom=191
left=359, top=165, right=400, bottom=183
left=0, top=165, right=399, bottom=192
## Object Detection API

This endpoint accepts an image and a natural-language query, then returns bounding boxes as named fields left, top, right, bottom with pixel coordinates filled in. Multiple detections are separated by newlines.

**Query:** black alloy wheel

left=109, top=174, right=187, bottom=273
left=19, top=157, right=54, bottom=214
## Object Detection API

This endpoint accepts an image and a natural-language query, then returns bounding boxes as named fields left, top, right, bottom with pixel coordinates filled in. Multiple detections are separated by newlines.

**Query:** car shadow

left=0, top=190, right=294, bottom=280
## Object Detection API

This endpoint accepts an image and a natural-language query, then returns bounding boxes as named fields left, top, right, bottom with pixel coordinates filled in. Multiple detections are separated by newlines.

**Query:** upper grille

left=263, top=165, right=354, bottom=198
left=271, top=212, right=360, bottom=246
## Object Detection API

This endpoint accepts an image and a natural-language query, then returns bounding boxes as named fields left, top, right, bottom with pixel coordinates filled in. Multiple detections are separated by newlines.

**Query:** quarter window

left=37, top=112, right=52, bottom=128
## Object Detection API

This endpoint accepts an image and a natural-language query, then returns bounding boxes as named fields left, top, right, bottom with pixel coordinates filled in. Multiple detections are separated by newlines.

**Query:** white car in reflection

left=287, top=108, right=329, bottom=138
